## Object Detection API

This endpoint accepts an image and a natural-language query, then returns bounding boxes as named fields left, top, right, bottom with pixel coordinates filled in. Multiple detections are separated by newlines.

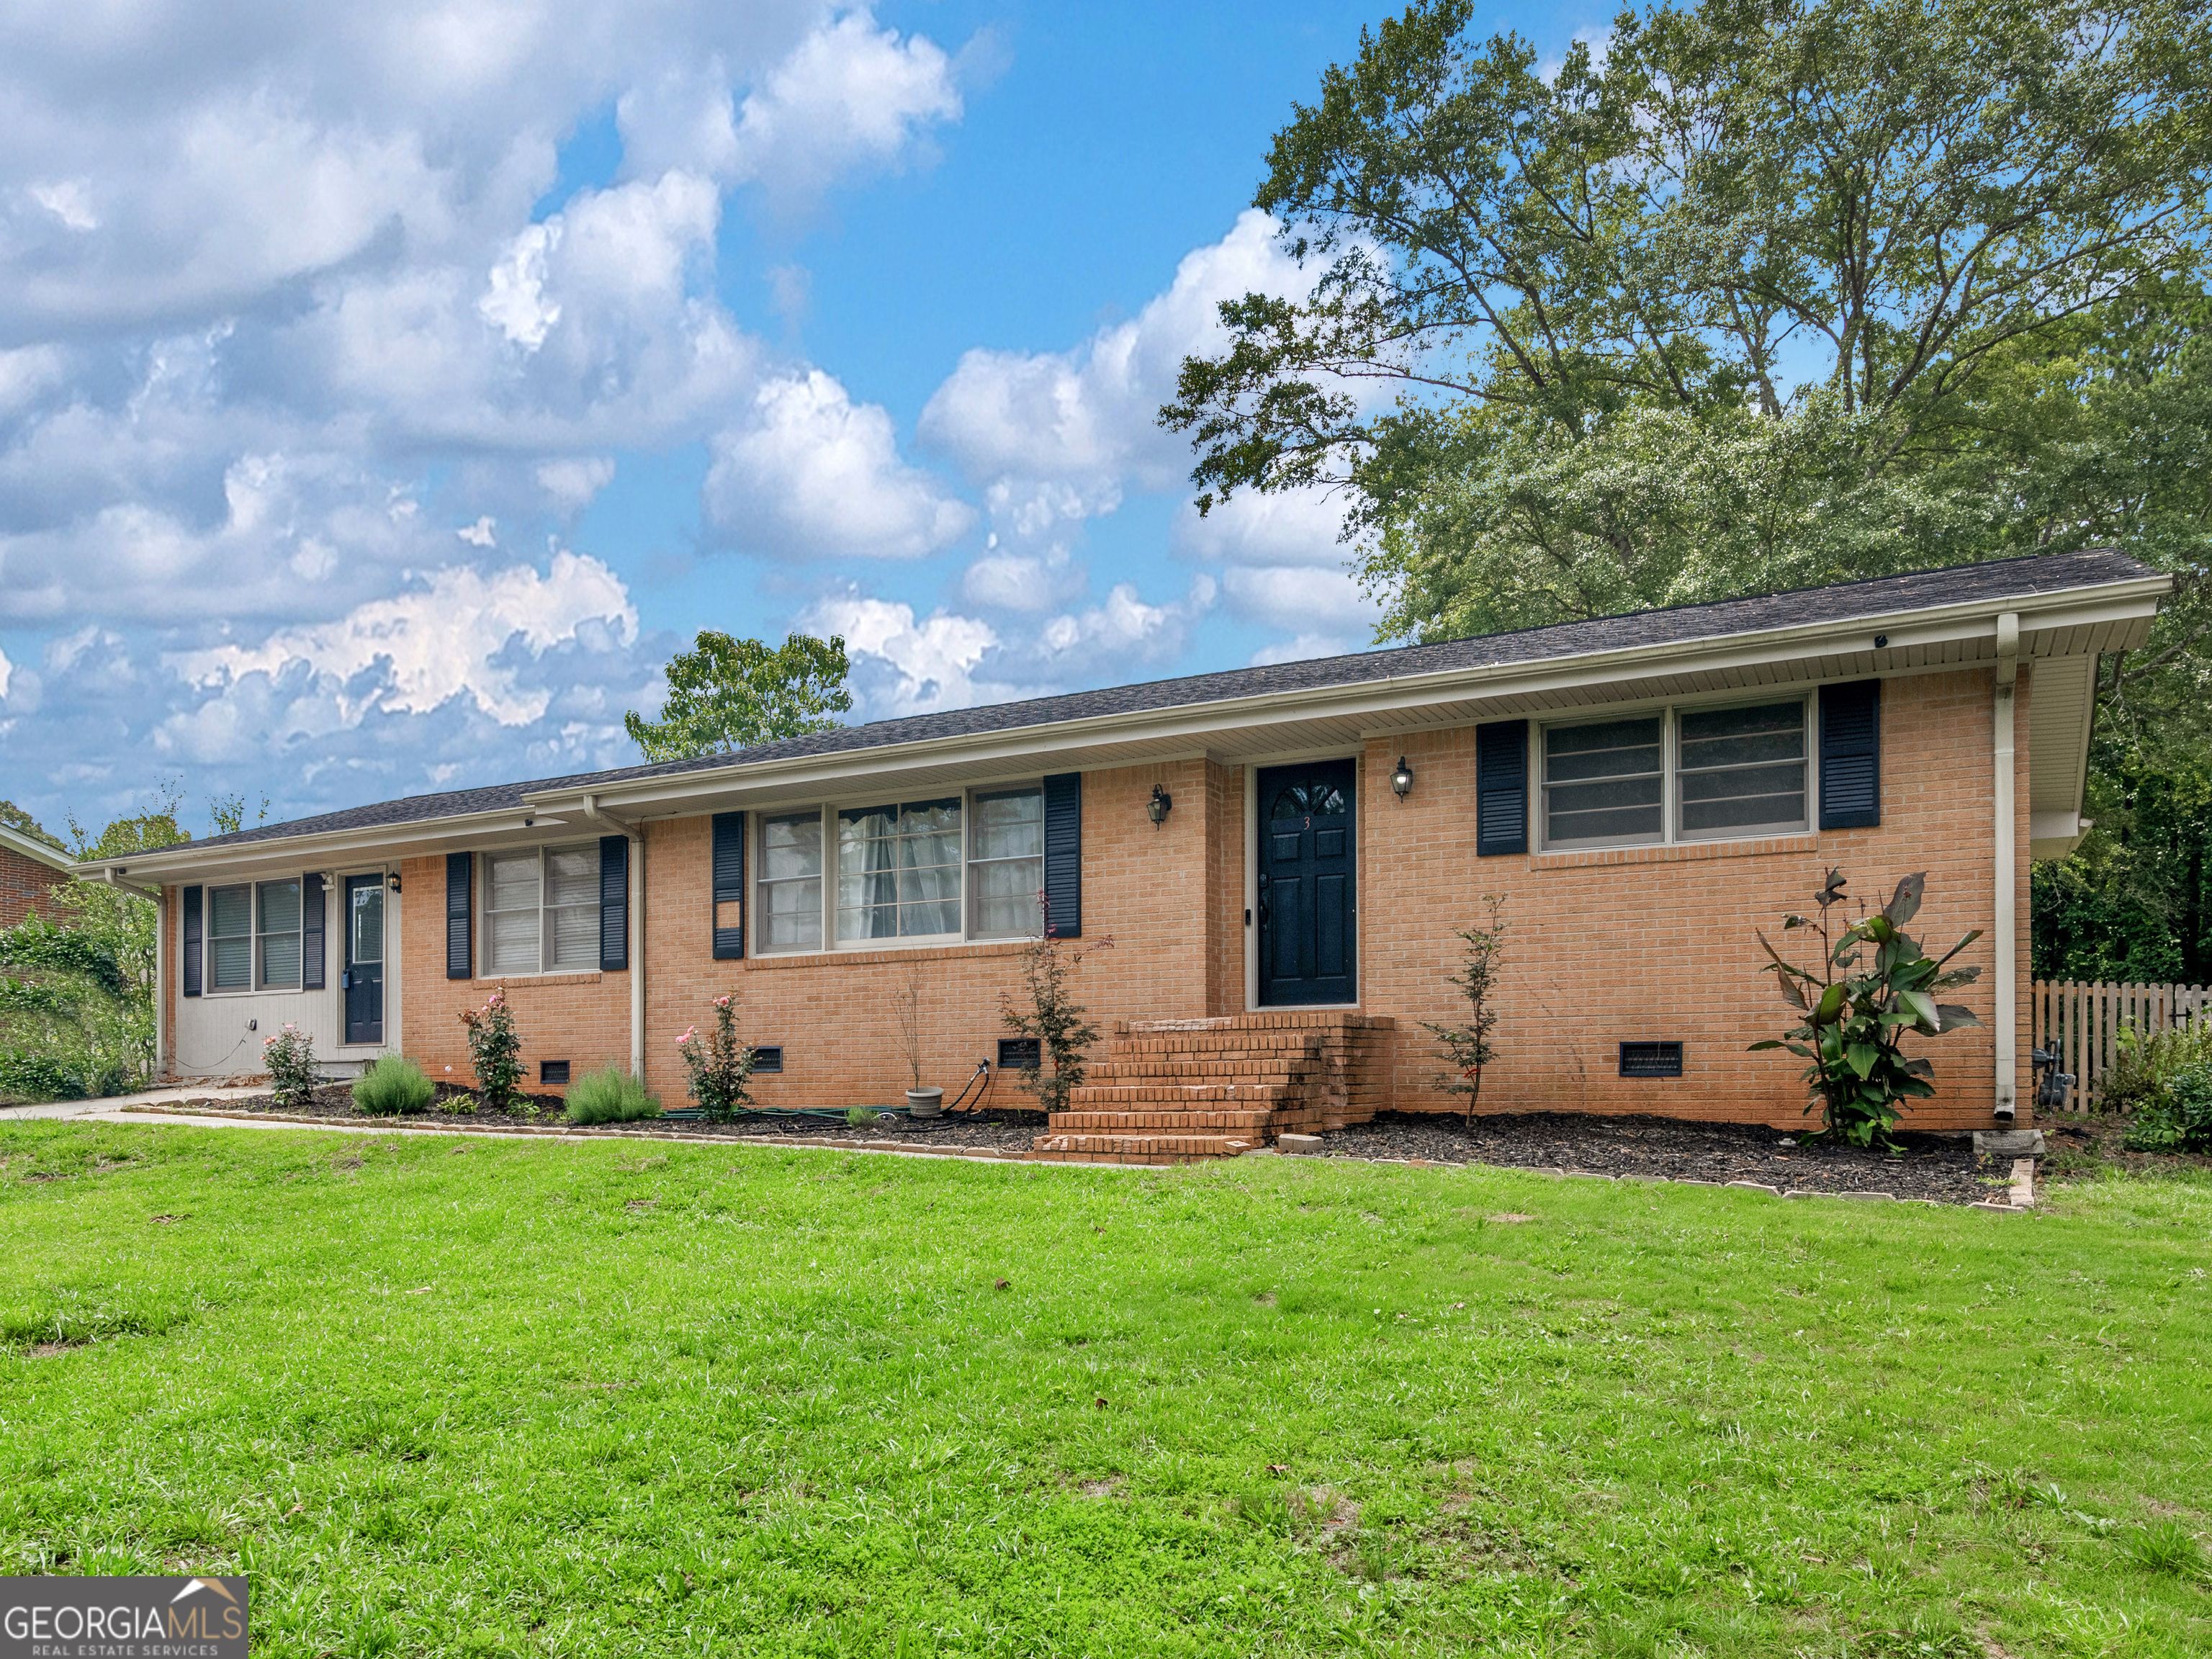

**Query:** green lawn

left=3, top=1122, right=2208, bottom=1658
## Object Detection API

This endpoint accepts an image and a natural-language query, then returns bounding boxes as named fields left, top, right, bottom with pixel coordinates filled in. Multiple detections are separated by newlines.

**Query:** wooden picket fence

left=2031, top=981, right=2212, bottom=1110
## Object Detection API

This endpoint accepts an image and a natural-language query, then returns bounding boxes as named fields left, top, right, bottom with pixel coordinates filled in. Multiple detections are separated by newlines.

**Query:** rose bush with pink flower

left=458, top=986, right=526, bottom=1114
left=261, top=1022, right=320, bottom=1109
left=678, top=993, right=752, bottom=1121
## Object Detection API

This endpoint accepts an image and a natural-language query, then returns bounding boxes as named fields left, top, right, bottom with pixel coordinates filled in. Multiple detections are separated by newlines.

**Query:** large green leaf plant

left=1750, top=870, right=1983, bottom=1146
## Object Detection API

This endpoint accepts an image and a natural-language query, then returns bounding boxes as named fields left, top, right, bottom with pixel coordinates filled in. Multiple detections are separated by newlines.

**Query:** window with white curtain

left=837, top=798, right=961, bottom=942
left=754, top=784, right=1047, bottom=954
left=968, top=787, right=1044, bottom=937
left=481, top=842, right=601, bottom=974
left=757, top=811, right=823, bottom=952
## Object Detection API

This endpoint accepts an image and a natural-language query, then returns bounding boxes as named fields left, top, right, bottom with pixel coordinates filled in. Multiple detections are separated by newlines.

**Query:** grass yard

left=2, top=1122, right=2209, bottom=1658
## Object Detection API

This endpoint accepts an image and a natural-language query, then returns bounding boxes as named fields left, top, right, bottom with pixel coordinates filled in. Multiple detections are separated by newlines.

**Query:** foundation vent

left=1618, top=1041, right=1683, bottom=1079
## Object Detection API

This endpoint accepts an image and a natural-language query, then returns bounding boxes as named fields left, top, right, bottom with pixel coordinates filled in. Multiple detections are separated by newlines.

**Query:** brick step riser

left=1048, top=1112, right=1277, bottom=1132
left=1087, top=1061, right=1319, bottom=1082
left=1069, top=1083, right=1298, bottom=1102
left=1033, top=1134, right=1256, bottom=1157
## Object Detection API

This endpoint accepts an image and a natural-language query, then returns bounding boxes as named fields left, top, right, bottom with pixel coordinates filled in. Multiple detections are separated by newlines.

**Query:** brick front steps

left=1030, top=1011, right=1395, bottom=1166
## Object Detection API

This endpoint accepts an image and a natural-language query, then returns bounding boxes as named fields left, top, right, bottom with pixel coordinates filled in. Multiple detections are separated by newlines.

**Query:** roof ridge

left=178, top=547, right=2156, bottom=853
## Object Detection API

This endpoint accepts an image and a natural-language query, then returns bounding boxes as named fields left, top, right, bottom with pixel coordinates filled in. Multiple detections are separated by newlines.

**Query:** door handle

left=340, top=971, right=351, bottom=990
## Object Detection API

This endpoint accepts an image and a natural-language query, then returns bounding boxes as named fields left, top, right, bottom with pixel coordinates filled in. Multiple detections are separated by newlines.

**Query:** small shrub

left=847, top=1105, right=884, bottom=1128
left=999, top=895, right=1113, bottom=1116
left=2124, top=1058, right=2212, bottom=1153
left=457, top=988, right=525, bottom=1114
left=352, top=1054, right=433, bottom=1116
left=678, top=994, right=755, bottom=1121
left=2105, top=1021, right=2212, bottom=1117
left=565, top=1066, right=661, bottom=1125
left=1420, top=894, right=1508, bottom=1125
left=2120, top=1518, right=2204, bottom=1577
left=261, top=1024, right=320, bottom=1110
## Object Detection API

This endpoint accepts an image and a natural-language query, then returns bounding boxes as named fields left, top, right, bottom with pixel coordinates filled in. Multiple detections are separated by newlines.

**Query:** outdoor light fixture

left=1146, top=783, right=1173, bottom=827
left=1390, top=757, right=1414, bottom=798
left=387, top=872, right=402, bottom=894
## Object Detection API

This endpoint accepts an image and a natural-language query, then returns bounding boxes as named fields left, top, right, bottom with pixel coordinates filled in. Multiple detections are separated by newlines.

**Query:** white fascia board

left=0, top=822, right=76, bottom=875
left=536, top=576, right=2170, bottom=819
left=73, top=807, right=571, bottom=885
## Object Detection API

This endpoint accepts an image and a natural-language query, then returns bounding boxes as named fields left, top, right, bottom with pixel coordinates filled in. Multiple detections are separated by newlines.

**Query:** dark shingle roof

left=184, top=548, right=2157, bottom=854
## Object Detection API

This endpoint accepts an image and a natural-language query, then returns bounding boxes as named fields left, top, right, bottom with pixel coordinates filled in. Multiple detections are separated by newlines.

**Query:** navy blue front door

left=1257, top=760, right=1356, bottom=1006
left=343, top=876, right=385, bottom=1046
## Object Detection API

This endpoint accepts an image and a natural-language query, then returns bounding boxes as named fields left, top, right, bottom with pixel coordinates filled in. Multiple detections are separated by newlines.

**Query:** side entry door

left=343, top=874, right=385, bottom=1046
left=1256, top=759, right=1356, bottom=1006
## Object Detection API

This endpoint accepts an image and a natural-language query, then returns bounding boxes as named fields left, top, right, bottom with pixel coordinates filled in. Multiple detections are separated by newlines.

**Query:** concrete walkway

left=0, top=1084, right=266, bottom=1121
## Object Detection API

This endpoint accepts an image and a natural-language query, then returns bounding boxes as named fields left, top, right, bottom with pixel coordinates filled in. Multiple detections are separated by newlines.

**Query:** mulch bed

left=164, top=1084, right=1046, bottom=1153
left=1316, top=1110, right=2007, bottom=1204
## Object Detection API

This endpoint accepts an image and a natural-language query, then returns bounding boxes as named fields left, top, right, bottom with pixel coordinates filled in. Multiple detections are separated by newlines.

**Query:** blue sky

left=0, top=1, right=1599, bottom=839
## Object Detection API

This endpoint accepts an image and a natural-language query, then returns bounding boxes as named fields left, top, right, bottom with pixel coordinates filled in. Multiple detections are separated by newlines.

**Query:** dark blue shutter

left=712, top=811, right=745, bottom=960
left=1043, top=772, right=1082, bottom=937
left=1819, top=680, right=1881, bottom=830
left=1475, top=720, right=1529, bottom=856
left=302, top=873, right=326, bottom=990
left=181, top=885, right=202, bottom=998
left=446, top=851, right=474, bottom=979
left=598, top=835, right=629, bottom=972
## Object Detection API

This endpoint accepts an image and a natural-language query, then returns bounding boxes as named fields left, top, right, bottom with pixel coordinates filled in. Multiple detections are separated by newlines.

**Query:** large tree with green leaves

left=1163, top=0, right=2212, bottom=643
left=624, top=631, right=854, bottom=763
left=0, top=791, right=189, bottom=1101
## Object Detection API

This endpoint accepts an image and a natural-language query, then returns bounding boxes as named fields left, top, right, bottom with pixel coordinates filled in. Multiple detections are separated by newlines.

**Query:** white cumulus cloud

left=801, top=592, right=999, bottom=717
left=706, top=370, right=974, bottom=559
left=170, top=550, right=639, bottom=735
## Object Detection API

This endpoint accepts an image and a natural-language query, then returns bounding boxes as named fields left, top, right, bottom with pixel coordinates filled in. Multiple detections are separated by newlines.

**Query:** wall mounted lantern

left=387, top=872, right=403, bottom=895
left=1390, top=757, right=1415, bottom=799
left=1146, top=783, right=1173, bottom=827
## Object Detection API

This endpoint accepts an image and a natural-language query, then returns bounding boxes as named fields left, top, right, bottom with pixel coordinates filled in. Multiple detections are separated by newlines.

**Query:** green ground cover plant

left=350, top=1055, right=435, bottom=1117
left=563, top=1066, right=661, bottom=1126
left=1, top=1123, right=2207, bottom=1657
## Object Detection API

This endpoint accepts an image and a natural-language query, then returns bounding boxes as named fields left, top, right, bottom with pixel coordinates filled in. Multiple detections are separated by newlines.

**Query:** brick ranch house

left=80, top=550, right=2166, bottom=1161
left=1, top=822, right=74, bottom=928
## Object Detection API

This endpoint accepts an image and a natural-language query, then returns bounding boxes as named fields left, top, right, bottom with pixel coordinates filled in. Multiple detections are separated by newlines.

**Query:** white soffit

left=2028, top=654, right=2097, bottom=817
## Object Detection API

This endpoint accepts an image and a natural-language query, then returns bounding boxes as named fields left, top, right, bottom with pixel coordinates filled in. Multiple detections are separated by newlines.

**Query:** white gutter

left=1993, top=612, right=2020, bottom=1122
left=581, top=796, right=647, bottom=1082
left=529, top=578, right=2172, bottom=822
left=84, top=570, right=2173, bottom=883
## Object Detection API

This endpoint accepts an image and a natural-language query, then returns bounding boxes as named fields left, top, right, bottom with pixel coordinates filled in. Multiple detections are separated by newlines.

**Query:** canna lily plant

left=1750, top=869, right=1982, bottom=1148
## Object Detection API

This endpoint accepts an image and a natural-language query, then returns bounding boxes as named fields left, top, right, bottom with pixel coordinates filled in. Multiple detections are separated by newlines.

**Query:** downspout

left=1993, top=613, right=2019, bottom=1122
left=583, top=796, right=646, bottom=1082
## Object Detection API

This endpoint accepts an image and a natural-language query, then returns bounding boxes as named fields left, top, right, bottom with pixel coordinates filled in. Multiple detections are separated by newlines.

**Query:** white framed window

left=757, top=810, right=824, bottom=952
left=207, top=883, right=253, bottom=992
left=1541, top=697, right=1809, bottom=851
left=968, top=786, right=1045, bottom=937
left=481, top=842, right=601, bottom=974
left=752, top=782, right=1048, bottom=955
left=256, top=879, right=303, bottom=989
left=837, top=797, right=962, bottom=943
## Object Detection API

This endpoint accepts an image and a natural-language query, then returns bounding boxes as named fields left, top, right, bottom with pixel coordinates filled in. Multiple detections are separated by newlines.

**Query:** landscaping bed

left=161, top=1083, right=1047, bottom=1152
left=1317, top=1108, right=2002, bottom=1202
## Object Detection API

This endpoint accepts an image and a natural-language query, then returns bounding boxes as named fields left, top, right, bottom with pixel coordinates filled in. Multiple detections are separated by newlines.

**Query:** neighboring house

left=81, top=550, right=2165, bottom=1161
left=1, top=822, right=74, bottom=928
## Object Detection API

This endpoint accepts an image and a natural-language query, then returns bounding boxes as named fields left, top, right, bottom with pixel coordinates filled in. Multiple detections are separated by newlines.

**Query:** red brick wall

left=157, top=662, right=2035, bottom=1130
left=395, top=853, right=633, bottom=1095
left=1357, top=667, right=2031, bottom=1130
left=0, top=842, right=68, bottom=928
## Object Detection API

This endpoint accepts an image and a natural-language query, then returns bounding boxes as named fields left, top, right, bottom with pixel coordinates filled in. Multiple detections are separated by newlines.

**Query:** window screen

left=968, top=786, right=1044, bottom=937
left=256, top=879, right=302, bottom=989
left=1678, top=701, right=1807, bottom=838
left=758, top=811, right=824, bottom=952
left=485, top=850, right=541, bottom=975
left=1544, top=716, right=1663, bottom=848
left=837, top=798, right=961, bottom=941
left=207, top=884, right=252, bottom=991
left=483, top=844, right=600, bottom=974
